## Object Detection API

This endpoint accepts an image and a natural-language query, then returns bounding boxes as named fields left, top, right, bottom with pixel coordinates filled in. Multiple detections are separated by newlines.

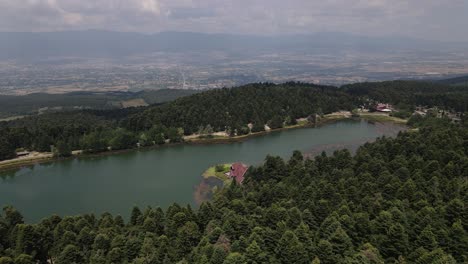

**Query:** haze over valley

left=1, top=31, right=468, bottom=95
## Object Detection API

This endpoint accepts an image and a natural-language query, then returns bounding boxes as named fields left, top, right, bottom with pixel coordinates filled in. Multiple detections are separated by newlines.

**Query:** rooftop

left=229, top=162, right=249, bottom=184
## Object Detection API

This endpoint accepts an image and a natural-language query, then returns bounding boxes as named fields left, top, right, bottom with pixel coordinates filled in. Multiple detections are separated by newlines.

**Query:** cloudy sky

left=1, top=0, right=467, bottom=41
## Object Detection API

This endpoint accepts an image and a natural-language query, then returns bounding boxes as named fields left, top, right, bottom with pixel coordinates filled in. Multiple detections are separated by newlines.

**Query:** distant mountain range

left=1, top=30, right=466, bottom=60
left=437, top=75, right=468, bottom=86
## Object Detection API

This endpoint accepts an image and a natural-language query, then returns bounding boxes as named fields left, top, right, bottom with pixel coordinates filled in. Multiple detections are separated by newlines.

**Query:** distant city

left=1, top=31, right=468, bottom=95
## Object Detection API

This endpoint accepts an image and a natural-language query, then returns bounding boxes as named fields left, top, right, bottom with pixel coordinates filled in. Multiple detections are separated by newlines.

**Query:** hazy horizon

left=1, top=29, right=467, bottom=44
left=1, top=0, right=467, bottom=42
left=2, top=1, right=468, bottom=95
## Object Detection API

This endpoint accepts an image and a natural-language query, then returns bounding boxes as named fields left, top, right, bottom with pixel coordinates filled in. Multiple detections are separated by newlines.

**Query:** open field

left=359, top=112, right=408, bottom=124
left=121, top=98, right=148, bottom=108
left=0, top=89, right=198, bottom=118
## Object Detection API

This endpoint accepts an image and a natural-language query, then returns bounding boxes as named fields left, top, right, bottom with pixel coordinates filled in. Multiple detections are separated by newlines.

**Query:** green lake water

left=0, top=119, right=406, bottom=222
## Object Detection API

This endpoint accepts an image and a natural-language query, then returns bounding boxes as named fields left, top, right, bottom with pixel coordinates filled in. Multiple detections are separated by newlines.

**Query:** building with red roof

left=376, top=103, right=393, bottom=112
left=227, top=162, right=249, bottom=184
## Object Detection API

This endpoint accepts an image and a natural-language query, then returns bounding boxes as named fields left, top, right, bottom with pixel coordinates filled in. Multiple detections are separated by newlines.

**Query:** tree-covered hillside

left=0, top=116, right=466, bottom=263
left=343, top=80, right=468, bottom=112
left=0, top=89, right=199, bottom=119
left=0, top=81, right=467, bottom=161
left=0, top=82, right=356, bottom=160
left=437, top=75, right=468, bottom=87
left=123, top=82, right=354, bottom=134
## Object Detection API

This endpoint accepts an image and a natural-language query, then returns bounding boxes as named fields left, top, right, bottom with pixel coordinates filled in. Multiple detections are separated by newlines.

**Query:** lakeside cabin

left=376, top=103, right=393, bottom=113
left=226, top=162, right=249, bottom=184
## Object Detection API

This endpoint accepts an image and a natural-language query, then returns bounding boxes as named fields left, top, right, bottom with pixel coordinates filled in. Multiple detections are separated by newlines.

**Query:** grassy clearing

left=0, top=153, right=53, bottom=171
left=322, top=115, right=349, bottom=121
left=202, top=163, right=232, bottom=185
left=297, top=120, right=309, bottom=126
left=121, top=98, right=148, bottom=108
left=186, top=135, right=228, bottom=142
left=359, top=113, right=407, bottom=124
left=284, top=119, right=310, bottom=129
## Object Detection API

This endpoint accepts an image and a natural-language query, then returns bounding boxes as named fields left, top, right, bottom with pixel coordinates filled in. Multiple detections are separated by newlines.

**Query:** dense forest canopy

left=122, top=82, right=354, bottom=134
left=437, top=75, right=468, bottom=87
left=0, top=116, right=467, bottom=263
left=342, top=81, right=468, bottom=112
left=0, top=89, right=199, bottom=119
left=0, top=80, right=467, bottom=161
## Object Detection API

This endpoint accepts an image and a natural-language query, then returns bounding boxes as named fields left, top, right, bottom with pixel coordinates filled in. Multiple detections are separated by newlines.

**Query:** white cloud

left=138, top=0, right=161, bottom=15
left=0, top=0, right=466, bottom=41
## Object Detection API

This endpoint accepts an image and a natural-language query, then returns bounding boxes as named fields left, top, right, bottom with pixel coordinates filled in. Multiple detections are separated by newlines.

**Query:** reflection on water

left=194, top=177, right=224, bottom=205
left=303, top=121, right=404, bottom=158
left=0, top=119, right=406, bottom=222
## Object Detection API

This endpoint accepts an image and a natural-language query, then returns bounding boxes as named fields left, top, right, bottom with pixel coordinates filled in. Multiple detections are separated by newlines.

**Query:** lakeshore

left=0, top=119, right=407, bottom=222
left=0, top=112, right=407, bottom=172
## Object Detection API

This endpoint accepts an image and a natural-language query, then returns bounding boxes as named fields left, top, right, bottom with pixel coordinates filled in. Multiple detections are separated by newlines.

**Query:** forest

left=0, top=89, right=199, bottom=119
left=0, top=116, right=466, bottom=263
left=342, top=81, right=468, bottom=112
left=437, top=75, right=468, bottom=87
left=0, top=81, right=467, bottom=161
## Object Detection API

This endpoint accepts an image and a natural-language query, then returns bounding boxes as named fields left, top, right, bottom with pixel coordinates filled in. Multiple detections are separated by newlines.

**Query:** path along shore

left=0, top=112, right=406, bottom=172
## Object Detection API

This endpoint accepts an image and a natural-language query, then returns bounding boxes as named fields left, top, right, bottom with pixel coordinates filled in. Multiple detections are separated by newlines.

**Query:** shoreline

left=0, top=113, right=406, bottom=173
left=358, top=112, right=407, bottom=124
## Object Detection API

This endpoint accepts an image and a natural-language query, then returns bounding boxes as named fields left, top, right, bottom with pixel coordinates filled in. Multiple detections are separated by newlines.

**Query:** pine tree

left=140, top=213, right=153, bottom=229
left=302, top=209, right=318, bottom=231
left=294, top=223, right=314, bottom=257
left=138, top=236, right=157, bottom=262
left=415, top=248, right=457, bottom=264
left=89, top=250, right=106, bottom=264
left=210, top=246, right=227, bottom=264
left=447, top=220, right=468, bottom=262
left=329, top=226, right=353, bottom=257
left=381, top=223, right=408, bottom=259
left=223, top=253, right=246, bottom=264
left=124, top=237, right=141, bottom=261
left=251, top=113, right=265, bottom=133
left=57, top=245, right=83, bottom=264
left=14, top=224, right=36, bottom=256
left=0, top=136, right=15, bottom=161
left=175, top=221, right=200, bottom=259
left=445, top=198, right=465, bottom=224
left=54, top=140, right=72, bottom=157
left=275, top=231, right=308, bottom=264
left=268, top=115, right=284, bottom=129
left=316, top=239, right=334, bottom=264
left=130, top=206, right=143, bottom=226
left=107, top=247, right=125, bottom=264
left=92, top=234, right=110, bottom=253
left=245, top=240, right=268, bottom=264
left=3, top=206, right=24, bottom=227
left=416, top=225, right=438, bottom=251
left=345, top=243, right=384, bottom=264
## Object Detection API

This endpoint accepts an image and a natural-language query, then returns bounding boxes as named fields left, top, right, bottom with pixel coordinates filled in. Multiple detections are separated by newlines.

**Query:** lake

left=0, top=119, right=406, bottom=222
